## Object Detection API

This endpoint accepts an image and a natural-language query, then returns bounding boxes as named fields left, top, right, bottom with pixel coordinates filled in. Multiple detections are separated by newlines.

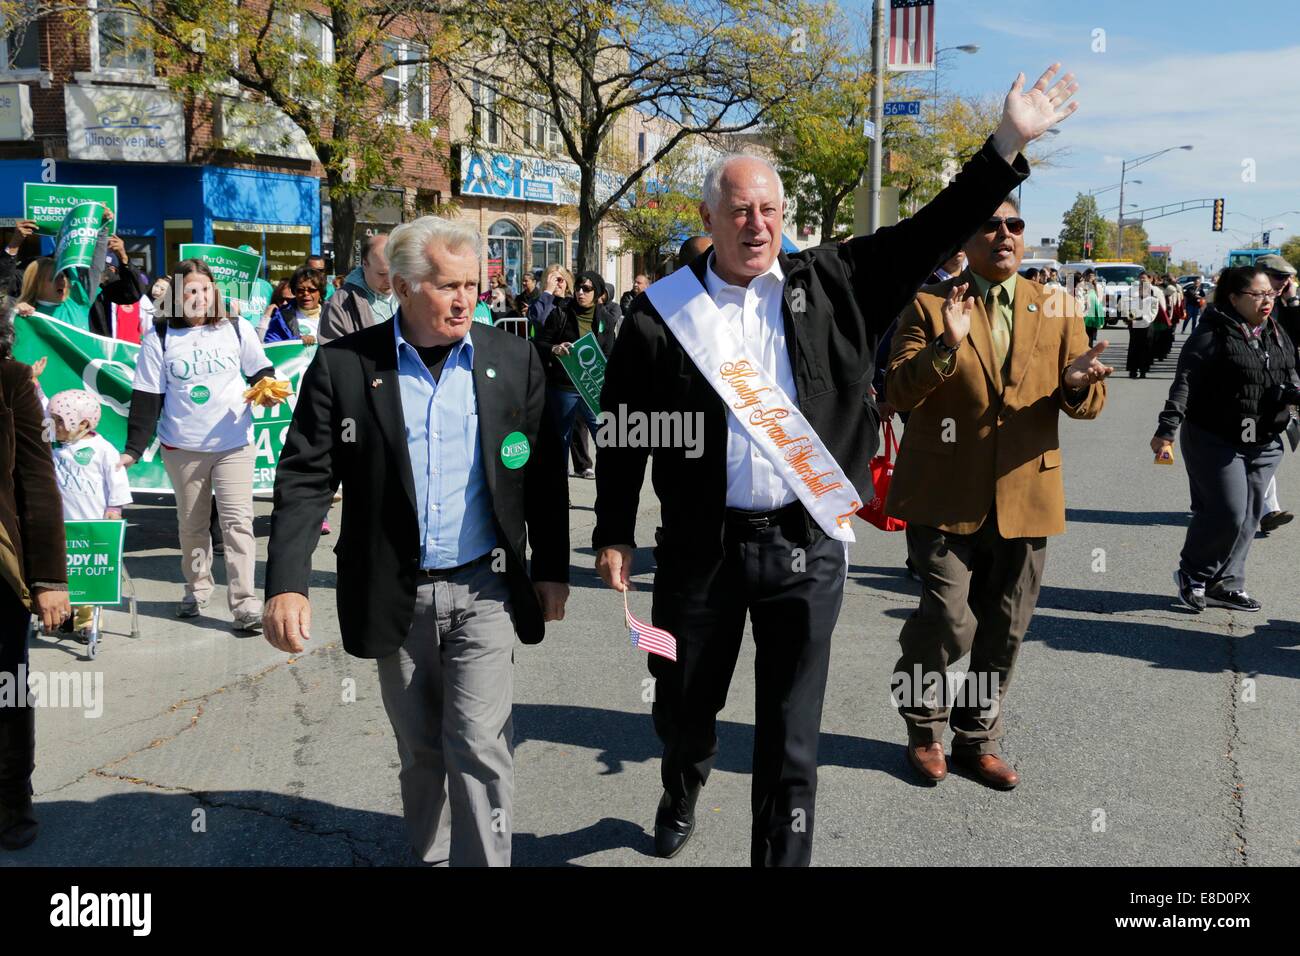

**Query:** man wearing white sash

left=594, top=65, right=1080, bottom=866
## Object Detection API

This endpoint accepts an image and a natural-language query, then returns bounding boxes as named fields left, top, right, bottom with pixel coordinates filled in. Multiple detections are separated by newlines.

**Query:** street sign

left=862, top=119, right=876, bottom=139
left=884, top=101, right=922, bottom=117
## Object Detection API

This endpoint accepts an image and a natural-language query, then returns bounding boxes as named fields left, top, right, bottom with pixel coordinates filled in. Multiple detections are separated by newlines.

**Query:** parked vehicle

left=1064, top=260, right=1144, bottom=325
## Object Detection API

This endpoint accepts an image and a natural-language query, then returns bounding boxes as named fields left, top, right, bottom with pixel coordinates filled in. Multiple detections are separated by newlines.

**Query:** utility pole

left=868, top=0, right=885, bottom=233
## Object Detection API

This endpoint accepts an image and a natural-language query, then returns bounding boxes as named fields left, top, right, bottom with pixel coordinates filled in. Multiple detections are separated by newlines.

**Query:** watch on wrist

left=934, top=337, right=959, bottom=357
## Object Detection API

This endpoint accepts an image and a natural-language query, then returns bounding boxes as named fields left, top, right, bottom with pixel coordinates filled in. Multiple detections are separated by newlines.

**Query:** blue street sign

left=884, top=101, right=922, bottom=117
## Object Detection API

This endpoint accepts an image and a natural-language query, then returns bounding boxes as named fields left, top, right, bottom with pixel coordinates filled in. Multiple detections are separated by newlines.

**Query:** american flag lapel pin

left=371, top=377, right=383, bottom=388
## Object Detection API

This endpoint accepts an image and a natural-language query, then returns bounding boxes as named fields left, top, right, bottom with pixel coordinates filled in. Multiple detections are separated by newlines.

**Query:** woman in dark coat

left=0, top=295, right=70, bottom=850
left=534, top=269, right=618, bottom=477
left=1153, top=266, right=1299, bottom=613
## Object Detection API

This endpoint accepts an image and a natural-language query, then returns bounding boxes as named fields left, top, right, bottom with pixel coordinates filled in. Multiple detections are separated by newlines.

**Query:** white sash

left=646, top=265, right=861, bottom=543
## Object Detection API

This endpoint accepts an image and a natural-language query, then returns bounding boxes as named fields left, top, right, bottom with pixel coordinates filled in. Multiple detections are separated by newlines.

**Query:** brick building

left=0, top=4, right=451, bottom=281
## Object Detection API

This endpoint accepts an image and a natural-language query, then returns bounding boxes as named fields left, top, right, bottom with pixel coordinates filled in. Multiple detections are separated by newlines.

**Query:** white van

left=1064, top=261, right=1145, bottom=325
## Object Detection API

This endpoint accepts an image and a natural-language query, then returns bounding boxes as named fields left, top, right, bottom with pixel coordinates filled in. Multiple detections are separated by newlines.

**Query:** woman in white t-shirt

left=121, top=259, right=277, bottom=632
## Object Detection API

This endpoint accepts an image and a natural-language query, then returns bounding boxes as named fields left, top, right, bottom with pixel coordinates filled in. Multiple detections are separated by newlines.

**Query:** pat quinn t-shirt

left=133, top=320, right=272, bottom=452
left=52, top=433, right=133, bottom=521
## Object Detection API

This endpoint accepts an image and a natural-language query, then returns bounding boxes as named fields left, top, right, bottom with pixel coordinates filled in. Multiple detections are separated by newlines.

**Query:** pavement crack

left=1223, top=622, right=1249, bottom=866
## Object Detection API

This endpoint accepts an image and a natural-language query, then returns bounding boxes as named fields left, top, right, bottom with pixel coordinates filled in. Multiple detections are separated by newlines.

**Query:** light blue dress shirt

left=393, top=316, right=497, bottom=569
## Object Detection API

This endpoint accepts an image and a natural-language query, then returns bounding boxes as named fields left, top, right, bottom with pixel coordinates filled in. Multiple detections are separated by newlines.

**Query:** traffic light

left=1212, top=198, right=1224, bottom=232
left=1262, top=231, right=1271, bottom=246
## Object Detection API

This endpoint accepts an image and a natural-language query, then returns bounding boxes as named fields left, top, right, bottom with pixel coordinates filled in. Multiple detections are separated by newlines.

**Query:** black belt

left=415, top=551, right=493, bottom=579
left=723, top=501, right=805, bottom=537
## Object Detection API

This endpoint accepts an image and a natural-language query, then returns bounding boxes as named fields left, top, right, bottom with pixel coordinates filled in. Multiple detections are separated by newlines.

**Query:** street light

left=931, top=44, right=979, bottom=137
left=1116, top=144, right=1193, bottom=257
left=1082, top=181, right=1140, bottom=257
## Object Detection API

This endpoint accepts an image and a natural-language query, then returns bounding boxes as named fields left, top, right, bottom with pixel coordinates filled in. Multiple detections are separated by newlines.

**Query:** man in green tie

left=884, top=195, right=1113, bottom=790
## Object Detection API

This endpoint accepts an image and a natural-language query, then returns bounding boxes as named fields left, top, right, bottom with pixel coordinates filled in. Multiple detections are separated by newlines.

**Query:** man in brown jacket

left=884, top=197, right=1111, bottom=789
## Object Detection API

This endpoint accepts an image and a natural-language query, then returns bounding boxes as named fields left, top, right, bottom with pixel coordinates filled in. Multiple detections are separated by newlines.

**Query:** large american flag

left=888, top=0, right=936, bottom=72
left=625, top=592, right=677, bottom=662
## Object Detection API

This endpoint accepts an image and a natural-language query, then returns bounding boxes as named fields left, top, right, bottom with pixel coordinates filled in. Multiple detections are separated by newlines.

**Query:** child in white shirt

left=47, top=389, right=131, bottom=637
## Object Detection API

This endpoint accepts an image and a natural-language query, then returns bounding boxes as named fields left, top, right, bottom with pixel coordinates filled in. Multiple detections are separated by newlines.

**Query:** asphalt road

left=7, top=327, right=1298, bottom=867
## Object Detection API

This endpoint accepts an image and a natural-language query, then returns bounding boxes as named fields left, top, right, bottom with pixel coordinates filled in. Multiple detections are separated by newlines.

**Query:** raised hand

left=1064, top=340, right=1114, bottom=390
left=993, top=64, right=1079, bottom=161
left=941, top=282, right=973, bottom=348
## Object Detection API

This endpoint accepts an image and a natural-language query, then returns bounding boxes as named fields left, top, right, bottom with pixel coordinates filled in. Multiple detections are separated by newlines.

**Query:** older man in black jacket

left=263, top=216, right=569, bottom=866
left=594, top=65, right=1079, bottom=866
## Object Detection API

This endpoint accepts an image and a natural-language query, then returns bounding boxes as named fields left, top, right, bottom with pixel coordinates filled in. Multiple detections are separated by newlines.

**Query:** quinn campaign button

left=500, top=431, right=530, bottom=469
left=190, top=385, right=211, bottom=404
left=74, top=447, right=95, bottom=466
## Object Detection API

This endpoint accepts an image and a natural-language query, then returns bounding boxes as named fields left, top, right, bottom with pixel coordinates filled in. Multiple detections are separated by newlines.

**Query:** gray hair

left=701, top=153, right=785, bottom=212
left=387, top=216, right=480, bottom=289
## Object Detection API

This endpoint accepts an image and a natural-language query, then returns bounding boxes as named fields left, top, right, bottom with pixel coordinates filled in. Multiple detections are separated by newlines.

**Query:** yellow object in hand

left=243, top=378, right=293, bottom=407
left=1155, top=447, right=1175, bottom=465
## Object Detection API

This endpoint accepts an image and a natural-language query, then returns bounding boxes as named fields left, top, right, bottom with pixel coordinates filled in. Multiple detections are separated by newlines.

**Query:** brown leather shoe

left=955, top=752, right=1019, bottom=790
left=906, top=743, right=947, bottom=784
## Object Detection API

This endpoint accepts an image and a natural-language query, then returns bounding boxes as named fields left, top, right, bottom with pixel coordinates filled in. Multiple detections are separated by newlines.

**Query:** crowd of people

left=0, top=62, right=1296, bottom=865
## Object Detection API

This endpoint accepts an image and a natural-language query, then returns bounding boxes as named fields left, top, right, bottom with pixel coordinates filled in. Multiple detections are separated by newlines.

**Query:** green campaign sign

left=64, top=520, right=125, bottom=606
left=556, top=331, right=606, bottom=415
left=14, top=312, right=316, bottom=493
left=53, top=202, right=106, bottom=275
left=23, top=183, right=118, bottom=236
left=179, top=243, right=264, bottom=318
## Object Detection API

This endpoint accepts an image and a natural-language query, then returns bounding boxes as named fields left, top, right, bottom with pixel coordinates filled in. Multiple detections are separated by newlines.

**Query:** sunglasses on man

left=982, top=216, right=1026, bottom=235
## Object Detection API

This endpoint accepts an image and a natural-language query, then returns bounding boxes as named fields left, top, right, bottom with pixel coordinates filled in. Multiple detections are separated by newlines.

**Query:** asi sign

left=459, top=148, right=626, bottom=208
left=884, top=101, right=922, bottom=117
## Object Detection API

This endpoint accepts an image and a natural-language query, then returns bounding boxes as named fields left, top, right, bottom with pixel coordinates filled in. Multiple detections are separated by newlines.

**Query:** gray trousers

left=1179, top=421, right=1284, bottom=591
left=376, top=560, right=517, bottom=866
left=894, top=516, right=1046, bottom=756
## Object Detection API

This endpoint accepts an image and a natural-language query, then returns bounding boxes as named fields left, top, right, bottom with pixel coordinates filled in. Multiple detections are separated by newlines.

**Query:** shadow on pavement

left=514, top=703, right=919, bottom=784
left=5, top=790, right=409, bottom=867
left=1065, top=508, right=1190, bottom=526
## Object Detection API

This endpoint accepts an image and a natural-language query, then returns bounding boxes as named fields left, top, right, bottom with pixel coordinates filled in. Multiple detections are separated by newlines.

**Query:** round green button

left=500, top=431, right=531, bottom=469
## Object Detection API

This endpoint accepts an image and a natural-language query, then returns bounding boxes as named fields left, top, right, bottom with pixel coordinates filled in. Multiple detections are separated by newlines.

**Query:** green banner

left=53, top=203, right=105, bottom=275
left=14, top=313, right=315, bottom=493
left=65, top=520, right=125, bottom=606
left=23, top=182, right=119, bottom=236
left=178, top=243, right=264, bottom=321
left=556, top=331, right=606, bottom=415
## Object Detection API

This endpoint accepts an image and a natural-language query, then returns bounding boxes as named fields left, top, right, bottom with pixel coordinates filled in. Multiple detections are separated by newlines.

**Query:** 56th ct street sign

left=884, top=101, right=922, bottom=117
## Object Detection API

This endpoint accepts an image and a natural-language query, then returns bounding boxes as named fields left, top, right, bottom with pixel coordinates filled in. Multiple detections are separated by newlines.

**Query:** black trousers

left=1127, top=325, right=1152, bottom=375
left=649, top=507, right=846, bottom=867
left=0, top=580, right=29, bottom=723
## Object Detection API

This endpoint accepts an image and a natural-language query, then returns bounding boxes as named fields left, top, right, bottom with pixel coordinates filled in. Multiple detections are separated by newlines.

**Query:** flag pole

left=868, top=0, right=886, bottom=234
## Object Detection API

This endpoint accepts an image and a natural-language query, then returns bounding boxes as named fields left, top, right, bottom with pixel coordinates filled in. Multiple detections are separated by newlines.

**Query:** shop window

left=531, top=223, right=563, bottom=273
left=488, top=219, right=524, bottom=294
left=0, top=3, right=41, bottom=73
left=89, top=0, right=153, bottom=76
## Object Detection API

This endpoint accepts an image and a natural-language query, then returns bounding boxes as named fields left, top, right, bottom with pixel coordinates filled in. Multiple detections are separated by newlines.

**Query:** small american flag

left=888, top=0, right=936, bottom=72
left=625, top=592, right=677, bottom=662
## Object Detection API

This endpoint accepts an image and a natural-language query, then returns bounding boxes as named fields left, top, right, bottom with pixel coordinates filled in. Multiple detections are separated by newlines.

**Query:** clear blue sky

left=846, top=0, right=1299, bottom=269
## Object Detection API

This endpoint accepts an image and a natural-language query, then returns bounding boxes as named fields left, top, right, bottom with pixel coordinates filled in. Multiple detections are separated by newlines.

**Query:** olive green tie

left=987, top=285, right=1011, bottom=371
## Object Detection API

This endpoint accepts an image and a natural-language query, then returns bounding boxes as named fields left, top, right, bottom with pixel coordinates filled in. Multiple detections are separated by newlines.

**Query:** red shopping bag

left=857, top=420, right=906, bottom=532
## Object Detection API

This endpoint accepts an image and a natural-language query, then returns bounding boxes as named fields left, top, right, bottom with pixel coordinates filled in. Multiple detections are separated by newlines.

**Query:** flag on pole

left=888, top=0, right=936, bottom=72
left=625, top=592, right=677, bottom=662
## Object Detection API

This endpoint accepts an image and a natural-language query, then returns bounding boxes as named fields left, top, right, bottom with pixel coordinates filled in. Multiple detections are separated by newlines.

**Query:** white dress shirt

left=702, top=251, right=799, bottom=511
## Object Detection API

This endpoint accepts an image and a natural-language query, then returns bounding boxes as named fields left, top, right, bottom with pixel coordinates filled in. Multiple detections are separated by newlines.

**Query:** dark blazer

left=593, top=136, right=1027, bottom=568
left=534, top=298, right=618, bottom=391
left=0, top=359, right=66, bottom=602
left=265, top=316, right=569, bottom=659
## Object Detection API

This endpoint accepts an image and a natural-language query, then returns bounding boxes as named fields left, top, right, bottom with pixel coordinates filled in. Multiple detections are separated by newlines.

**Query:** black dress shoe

left=653, top=787, right=700, bottom=859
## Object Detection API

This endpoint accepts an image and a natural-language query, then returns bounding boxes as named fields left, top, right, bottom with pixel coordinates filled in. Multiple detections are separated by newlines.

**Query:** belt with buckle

left=724, top=501, right=803, bottom=536
left=415, top=551, right=493, bottom=579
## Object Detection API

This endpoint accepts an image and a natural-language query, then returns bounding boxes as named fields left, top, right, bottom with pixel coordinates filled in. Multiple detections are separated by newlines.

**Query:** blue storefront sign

left=459, top=148, right=626, bottom=208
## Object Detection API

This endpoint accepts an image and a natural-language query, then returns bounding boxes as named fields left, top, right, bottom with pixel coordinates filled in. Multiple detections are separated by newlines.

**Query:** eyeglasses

left=982, top=217, right=1026, bottom=235
left=1237, top=290, right=1279, bottom=301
